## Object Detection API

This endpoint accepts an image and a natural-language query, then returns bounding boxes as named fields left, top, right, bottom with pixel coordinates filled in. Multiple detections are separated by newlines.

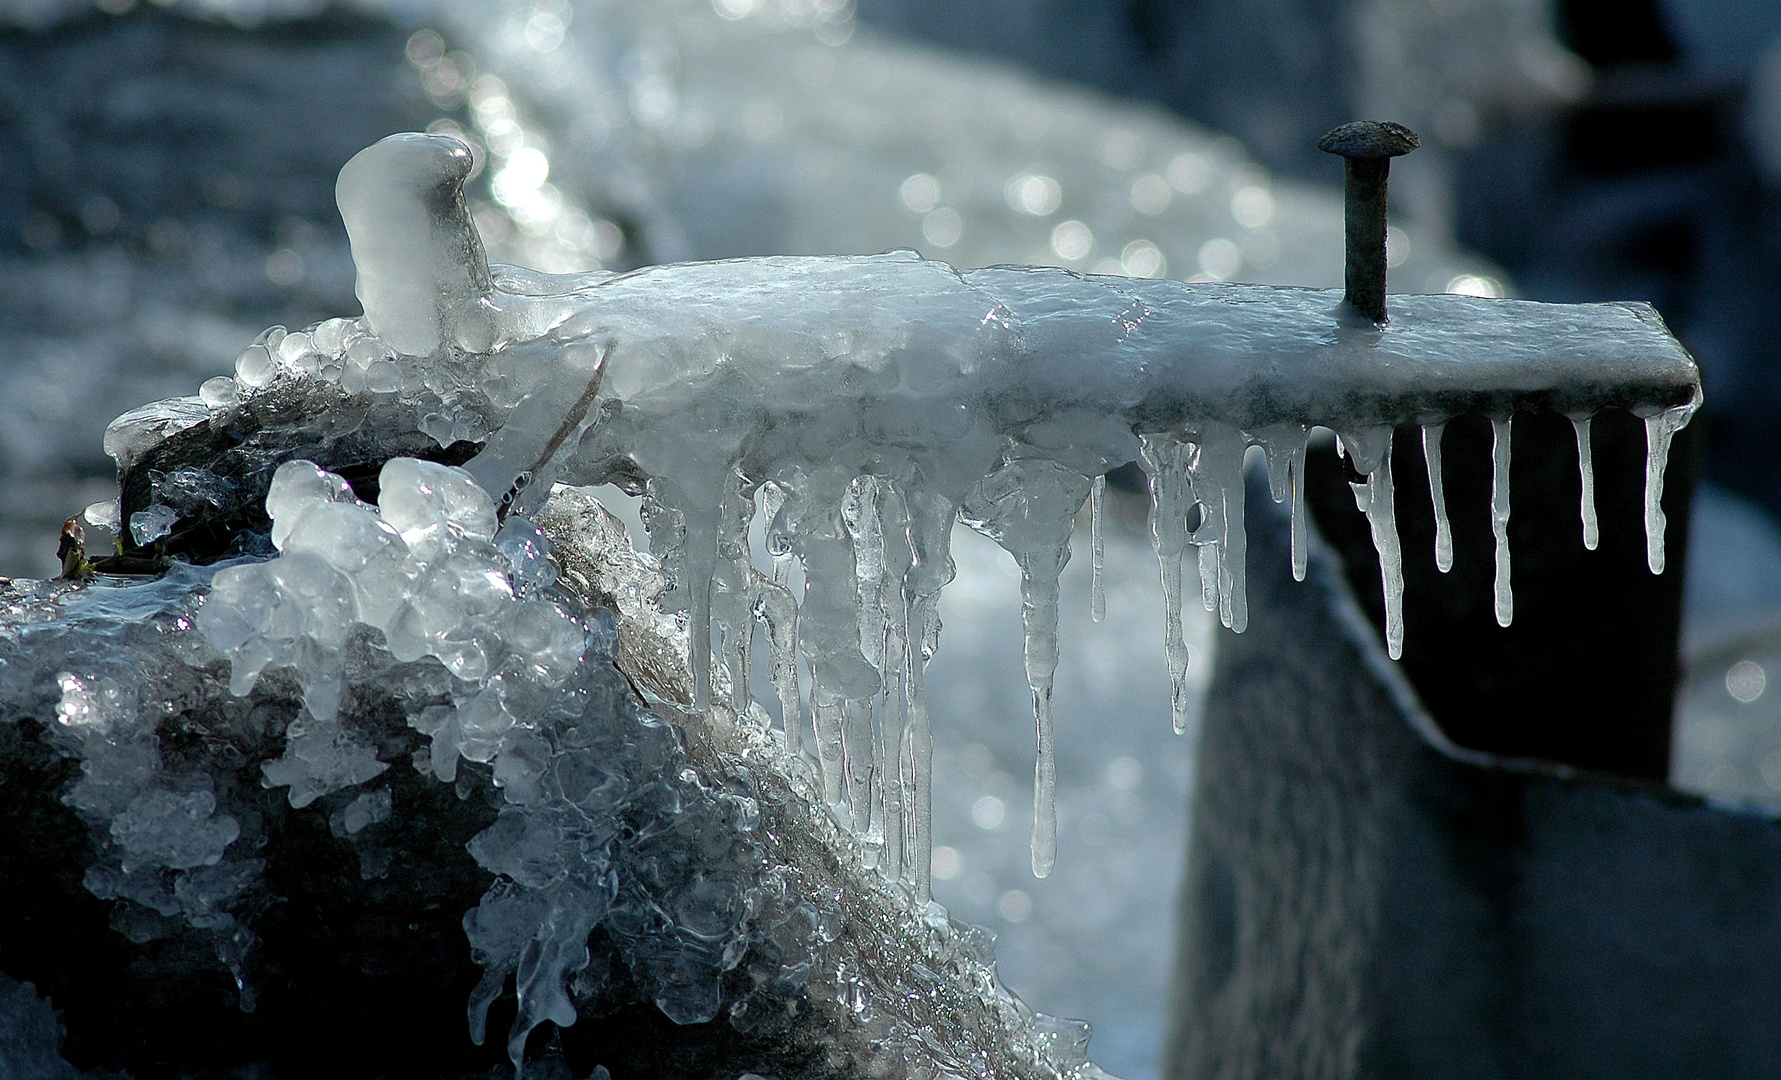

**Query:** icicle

left=811, top=697, right=847, bottom=806
left=1217, top=433, right=1250, bottom=635
left=842, top=697, right=878, bottom=849
left=791, top=470, right=883, bottom=809
left=1490, top=417, right=1513, bottom=627
left=875, top=482, right=914, bottom=881
left=1369, top=458, right=1404, bottom=660
left=1223, top=478, right=1248, bottom=635
left=1179, top=425, right=1247, bottom=633
left=903, top=603, right=936, bottom=895
left=841, top=479, right=885, bottom=835
left=1259, top=428, right=1296, bottom=504
left=1197, top=520, right=1220, bottom=615
left=640, top=476, right=724, bottom=711
left=1090, top=474, right=1106, bottom=623
left=1140, top=435, right=1197, bottom=735
left=1422, top=423, right=1452, bottom=573
left=1342, top=428, right=1404, bottom=659
left=1255, top=425, right=1307, bottom=584
left=1571, top=415, right=1598, bottom=551
left=901, top=488, right=957, bottom=899
left=1290, top=450, right=1308, bottom=582
left=1643, top=403, right=1693, bottom=574
left=761, top=481, right=795, bottom=587
left=752, top=576, right=802, bottom=756
left=959, top=457, right=1089, bottom=879
left=1022, top=550, right=1064, bottom=878
left=712, top=470, right=758, bottom=718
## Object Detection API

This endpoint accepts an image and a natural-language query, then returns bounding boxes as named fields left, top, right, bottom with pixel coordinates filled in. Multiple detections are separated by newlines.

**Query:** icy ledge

left=72, top=131, right=1697, bottom=1073
left=306, top=133, right=1696, bottom=886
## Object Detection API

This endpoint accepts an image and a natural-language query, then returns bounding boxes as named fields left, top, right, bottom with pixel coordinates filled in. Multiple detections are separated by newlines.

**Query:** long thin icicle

left=959, top=458, right=1088, bottom=880
left=1022, top=553, right=1064, bottom=878
left=1141, top=435, right=1197, bottom=735
left=1644, top=404, right=1693, bottom=574
left=753, top=577, right=803, bottom=755
left=841, top=479, right=887, bottom=842
left=1490, top=417, right=1513, bottom=627
left=1256, top=426, right=1309, bottom=585
left=1367, top=449, right=1404, bottom=660
left=902, top=489, right=956, bottom=899
left=714, top=471, right=757, bottom=719
left=904, top=594, right=937, bottom=896
left=1571, top=415, right=1598, bottom=551
left=1423, top=423, right=1452, bottom=573
left=1342, top=427, right=1404, bottom=659
left=875, top=482, right=914, bottom=880
left=1290, top=449, right=1308, bottom=582
left=1090, top=474, right=1107, bottom=623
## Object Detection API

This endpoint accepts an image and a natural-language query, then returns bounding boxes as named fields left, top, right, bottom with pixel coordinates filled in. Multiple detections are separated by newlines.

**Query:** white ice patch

left=198, top=456, right=586, bottom=807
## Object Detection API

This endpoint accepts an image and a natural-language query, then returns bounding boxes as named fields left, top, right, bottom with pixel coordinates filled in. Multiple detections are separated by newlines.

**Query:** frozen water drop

left=200, top=377, right=239, bottom=410
left=83, top=498, right=120, bottom=532
left=234, top=344, right=277, bottom=388
left=129, top=505, right=179, bottom=547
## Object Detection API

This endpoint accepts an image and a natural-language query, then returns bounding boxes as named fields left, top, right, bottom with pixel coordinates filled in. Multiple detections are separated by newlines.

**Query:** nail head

left=1318, top=121, right=1421, bottom=160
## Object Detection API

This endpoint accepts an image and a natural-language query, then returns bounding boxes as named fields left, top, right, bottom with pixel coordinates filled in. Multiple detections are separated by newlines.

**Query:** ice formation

left=108, top=130, right=1700, bottom=901
left=7, top=463, right=1112, bottom=1079
left=4, top=128, right=1701, bottom=1074
left=0, top=0, right=1514, bottom=587
left=297, top=133, right=1697, bottom=887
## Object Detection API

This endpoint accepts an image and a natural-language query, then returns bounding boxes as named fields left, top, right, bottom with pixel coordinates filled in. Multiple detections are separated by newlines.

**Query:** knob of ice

left=335, top=133, right=496, bottom=358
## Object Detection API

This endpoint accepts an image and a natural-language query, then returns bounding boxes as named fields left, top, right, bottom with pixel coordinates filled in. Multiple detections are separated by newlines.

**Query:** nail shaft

left=1342, top=157, right=1390, bottom=323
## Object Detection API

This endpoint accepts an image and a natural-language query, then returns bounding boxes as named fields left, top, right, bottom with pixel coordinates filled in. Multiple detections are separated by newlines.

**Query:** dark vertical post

left=1317, top=121, right=1420, bottom=323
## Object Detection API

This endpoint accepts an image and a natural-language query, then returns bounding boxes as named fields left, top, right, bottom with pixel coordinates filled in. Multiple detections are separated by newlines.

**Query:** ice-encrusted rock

left=0, top=462, right=1109, bottom=1078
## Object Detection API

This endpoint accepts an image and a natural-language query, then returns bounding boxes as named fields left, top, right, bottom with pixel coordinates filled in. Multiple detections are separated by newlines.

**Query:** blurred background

left=8, top=1, right=1781, bottom=1077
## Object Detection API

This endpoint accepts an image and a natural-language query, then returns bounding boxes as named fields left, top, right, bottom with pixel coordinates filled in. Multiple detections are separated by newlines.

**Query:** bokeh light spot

left=1728, top=660, right=1767, bottom=704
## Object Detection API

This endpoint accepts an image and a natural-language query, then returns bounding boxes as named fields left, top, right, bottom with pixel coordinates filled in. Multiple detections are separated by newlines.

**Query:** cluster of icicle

left=200, top=132, right=1696, bottom=889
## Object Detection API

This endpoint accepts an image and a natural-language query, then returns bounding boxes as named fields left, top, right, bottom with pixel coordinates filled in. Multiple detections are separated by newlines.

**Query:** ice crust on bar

left=194, top=132, right=1701, bottom=893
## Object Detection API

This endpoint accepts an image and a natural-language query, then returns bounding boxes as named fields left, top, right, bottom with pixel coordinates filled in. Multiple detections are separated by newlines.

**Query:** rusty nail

left=1318, top=121, right=1420, bottom=323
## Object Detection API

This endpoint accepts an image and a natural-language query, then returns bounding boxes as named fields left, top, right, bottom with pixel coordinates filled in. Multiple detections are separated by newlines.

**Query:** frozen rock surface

left=1, top=468, right=1101, bottom=1078
left=0, top=124, right=1700, bottom=1079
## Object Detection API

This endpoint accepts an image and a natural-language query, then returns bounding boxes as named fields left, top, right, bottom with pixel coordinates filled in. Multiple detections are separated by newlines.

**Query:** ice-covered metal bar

left=314, top=133, right=1704, bottom=893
